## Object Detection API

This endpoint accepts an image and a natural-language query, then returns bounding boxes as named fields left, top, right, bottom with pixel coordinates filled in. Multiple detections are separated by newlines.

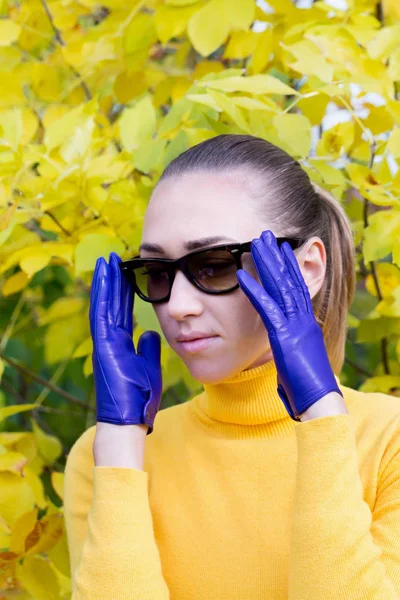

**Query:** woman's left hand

left=236, top=229, right=344, bottom=422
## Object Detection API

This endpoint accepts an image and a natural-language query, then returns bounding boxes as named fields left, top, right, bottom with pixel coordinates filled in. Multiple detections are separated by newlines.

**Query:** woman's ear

left=296, top=237, right=326, bottom=300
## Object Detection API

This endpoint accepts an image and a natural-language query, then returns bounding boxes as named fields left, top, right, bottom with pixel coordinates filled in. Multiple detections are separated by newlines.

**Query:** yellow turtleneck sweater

left=63, top=359, right=400, bottom=599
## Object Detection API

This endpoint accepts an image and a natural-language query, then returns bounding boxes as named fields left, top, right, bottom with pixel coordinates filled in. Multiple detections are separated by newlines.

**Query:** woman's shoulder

left=339, top=379, right=400, bottom=436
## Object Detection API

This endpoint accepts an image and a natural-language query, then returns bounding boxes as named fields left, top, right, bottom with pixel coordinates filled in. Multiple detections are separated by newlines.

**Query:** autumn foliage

left=1, top=0, right=400, bottom=596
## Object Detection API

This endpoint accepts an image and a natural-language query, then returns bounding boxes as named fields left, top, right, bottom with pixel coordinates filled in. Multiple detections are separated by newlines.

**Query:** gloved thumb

left=137, top=330, right=161, bottom=365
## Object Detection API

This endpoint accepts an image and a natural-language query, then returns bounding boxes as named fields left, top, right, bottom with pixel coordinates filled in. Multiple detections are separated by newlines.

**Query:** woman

left=64, top=134, right=400, bottom=599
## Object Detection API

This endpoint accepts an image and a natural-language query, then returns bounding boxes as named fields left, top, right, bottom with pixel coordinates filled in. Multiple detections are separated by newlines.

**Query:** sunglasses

left=119, top=238, right=307, bottom=304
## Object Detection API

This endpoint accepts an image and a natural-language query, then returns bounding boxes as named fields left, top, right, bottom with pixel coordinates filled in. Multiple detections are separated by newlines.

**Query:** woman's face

left=140, top=170, right=325, bottom=384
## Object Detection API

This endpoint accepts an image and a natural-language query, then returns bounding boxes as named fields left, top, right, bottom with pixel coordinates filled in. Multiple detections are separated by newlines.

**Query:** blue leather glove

left=89, top=251, right=163, bottom=434
left=236, top=229, right=343, bottom=421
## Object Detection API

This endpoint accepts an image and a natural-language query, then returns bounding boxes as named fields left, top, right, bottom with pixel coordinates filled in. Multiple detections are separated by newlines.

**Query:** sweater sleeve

left=63, top=429, right=170, bottom=600
left=288, top=413, right=400, bottom=600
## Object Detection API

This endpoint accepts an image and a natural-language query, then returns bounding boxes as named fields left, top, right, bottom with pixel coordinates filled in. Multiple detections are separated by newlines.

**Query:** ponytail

left=310, top=183, right=356, bottom=374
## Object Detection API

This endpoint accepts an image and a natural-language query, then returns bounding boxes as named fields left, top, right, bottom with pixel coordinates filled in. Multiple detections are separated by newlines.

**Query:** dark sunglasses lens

left=189, top=249, right=237, bottom=291
left=134, top=262, right=171, bottom=301
left=133, top=249, right=238, bottom=301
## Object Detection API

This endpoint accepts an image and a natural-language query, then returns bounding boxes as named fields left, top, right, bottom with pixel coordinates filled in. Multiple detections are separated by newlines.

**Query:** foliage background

left=1, top=0, right=400, bottom=596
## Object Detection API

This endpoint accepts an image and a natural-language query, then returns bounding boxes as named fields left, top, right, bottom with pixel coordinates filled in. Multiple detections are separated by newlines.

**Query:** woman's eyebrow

left=139, top=236, right=238, bottom=254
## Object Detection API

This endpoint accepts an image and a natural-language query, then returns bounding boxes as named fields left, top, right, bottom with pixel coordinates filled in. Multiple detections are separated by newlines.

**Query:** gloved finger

left=89, top=258, right=102, bottom=336
left=261, top=230, right=299, bottom=309
left=122, top=273, right=134, bottom=337
left=93, top=257, right=111, bottom=342
left=109, top=252, right=122, bottom=326
left=137, top=330, right=161, bottom=365
left=281, top=242, right=314, bottom=314
left=236, top=268, right=285, bottom=334
left=252, top=233, right=298, bottom=317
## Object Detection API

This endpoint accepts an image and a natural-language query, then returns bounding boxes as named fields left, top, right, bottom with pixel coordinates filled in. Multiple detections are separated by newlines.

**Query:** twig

left=44, top=211, right=72, bottom=236
left=2, top=378, right=84, bottom=417
left=0, top=294, right=25, bottom=352
left=344, top=357, right=372, bottom=379
left=40, top=0, right=92, bottom=101
left=0, top=352, right=95, bottom=412
left=362, top=141, right=390, bottom=375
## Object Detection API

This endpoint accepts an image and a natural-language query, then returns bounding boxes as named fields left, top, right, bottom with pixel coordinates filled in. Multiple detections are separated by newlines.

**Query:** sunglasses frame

left=119, top=238, right=307, bottom=304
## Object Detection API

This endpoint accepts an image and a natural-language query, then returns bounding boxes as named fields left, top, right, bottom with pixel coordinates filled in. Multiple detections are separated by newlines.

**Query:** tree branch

left=362, top=141, right=390, bottom=375
left=40, top=0, right=92, bottom=101
left=0, top=352, right=95, bottom=412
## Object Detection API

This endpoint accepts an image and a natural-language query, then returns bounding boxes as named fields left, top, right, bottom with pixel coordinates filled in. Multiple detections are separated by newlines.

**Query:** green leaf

left=119, top=96, right=157, bottom=152
left=0, top=404, right=37, bottom=424
left=187, top=0, right=230, bottom=56
left=75, top=233, right=125, bottom=275
left=273, top=113, right=312, bottom=157
left=199, top=74, right=298, bottom=95
left=363, top=209, right=400, bottom=263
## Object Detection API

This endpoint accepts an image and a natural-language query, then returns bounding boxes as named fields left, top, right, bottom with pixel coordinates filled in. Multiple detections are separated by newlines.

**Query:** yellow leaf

left=226, top=0, right=255, bottom=31
left=388, top=47, right=400, bottom=81
left=165, top=0, right=201, bottom=4
left=1, top=271, right=29, bottom=296
left=44, top=100, right=97, bottom=153
left=363, top=210, right=400, bottom=263
left=359, top=375, right=400, bottom=394
left=0, top=472, right=35, bottom=526
left=387, top=128, right=400, bottom=158
left=0, top=19, right=21, bottom=46
left=286, top=39, right=334, bottom=83
left=113, top=70, right=148, bottom=104
left=32, top=64, right=63, bottom=102
left=0, top=451, right=28, bottom=475
left=38, top=297, right=86, bottom=327
left=367, top=24, right=400, bottom=61
left=42, top=105, right=71, bottom=129
left=308, top=159, right=346, bottom=187
left=0, top=404, right=37, bottom=424
left=72, top=336, right=93, bottom=359
left=0, top=358, right=3, bottom=384
left=51, top=471, right=65, bottom=501
left=122, top=12, right=158, bottom=56
left=199, top=74, right=298, bottom=95
left=75, top=233, right=126, bottom=275
left=133, top=138, right=167, bottom=173
left=248, top=29, right=273, bottom=75
left=20, top=251, right=51, bottom=277
left=59, top=115, right=95, bottom=162
left=0, top=72, right=26, bottom=108
left=8, top=508, right=38, bottom=555
left=223, top=31, right=258, bottom=59
left=187, top=93, right=221, bottom=111
left=187, top=0, right=230, bottom=56
left=31, top=419, right=62, bottom=467
left=316, top=121, right=355, bottom=160
left=155, top=4, right=198, bottom=44
left=24, top=512, right=64, bottom=556
left=119, top=96, right=157, bottom=152
left=273, top=113, right=312, bottom=158
left=0, top=108, right=23, bottom=150
left=44, top=313, right=88, bottom=364
left=366, top=262, right=400, bottom=297
left=208, top=89, right=250, bottom=132
left=23, top=467, right=47, bottom=510
left=297, top=92, right=330, bottom=126
left=16, top=555, right=61, bottom=600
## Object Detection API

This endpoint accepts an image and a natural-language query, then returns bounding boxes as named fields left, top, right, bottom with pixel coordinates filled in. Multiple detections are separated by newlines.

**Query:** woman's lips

left=178, top=336, right=219, bottom=353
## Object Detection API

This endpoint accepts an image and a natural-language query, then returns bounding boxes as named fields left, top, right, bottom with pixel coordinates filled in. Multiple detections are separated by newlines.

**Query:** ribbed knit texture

left=63, top=359, right=400, bottom=599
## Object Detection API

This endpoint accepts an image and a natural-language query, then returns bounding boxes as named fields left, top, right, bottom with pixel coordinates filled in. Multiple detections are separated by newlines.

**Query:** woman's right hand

left=89, top=251, right=163, bottom=435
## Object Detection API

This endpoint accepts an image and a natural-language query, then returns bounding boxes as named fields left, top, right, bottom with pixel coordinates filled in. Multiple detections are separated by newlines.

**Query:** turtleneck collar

left=189, top=359, right=342, bottom=439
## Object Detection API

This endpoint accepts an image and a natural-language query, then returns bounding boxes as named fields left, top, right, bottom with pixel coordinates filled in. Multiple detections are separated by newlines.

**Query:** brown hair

left=157, top=134, right=356, bottom=374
